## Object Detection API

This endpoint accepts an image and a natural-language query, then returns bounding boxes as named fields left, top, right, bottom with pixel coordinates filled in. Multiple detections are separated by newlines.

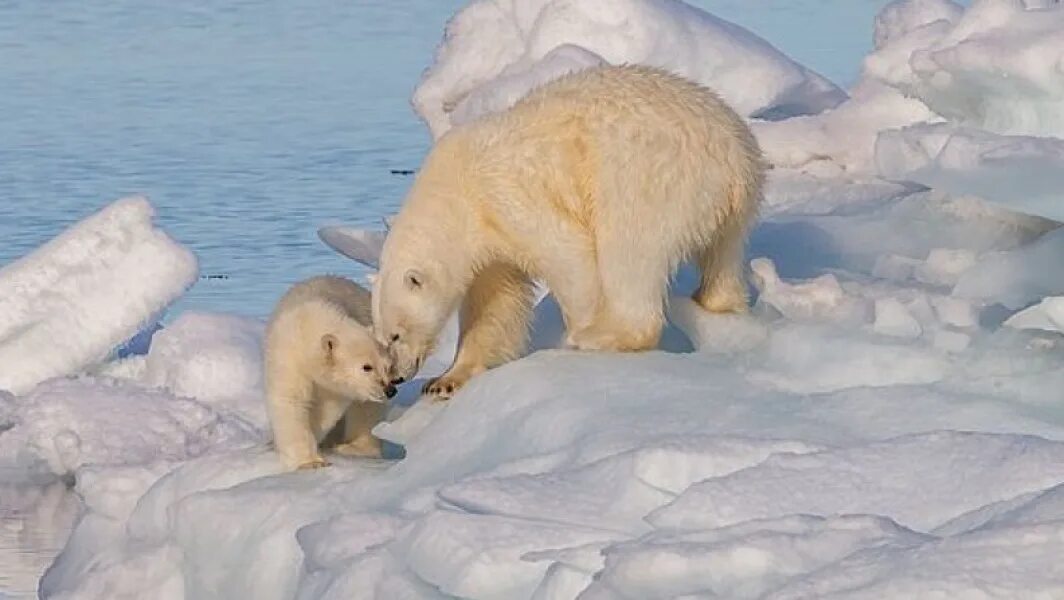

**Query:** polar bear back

left=274, top=275, right=372, bottom=327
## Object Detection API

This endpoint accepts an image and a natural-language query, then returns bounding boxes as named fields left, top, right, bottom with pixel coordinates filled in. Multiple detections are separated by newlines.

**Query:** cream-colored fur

left=373, top=65, right=765, bottom=399
left=265, top=276, right=395, bottom=470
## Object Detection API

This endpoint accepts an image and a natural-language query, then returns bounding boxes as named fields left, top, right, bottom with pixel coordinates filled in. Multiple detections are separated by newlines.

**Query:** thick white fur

left=373, top=65, right=765, bottom=399
left=265, top=276, right=393, bottom=470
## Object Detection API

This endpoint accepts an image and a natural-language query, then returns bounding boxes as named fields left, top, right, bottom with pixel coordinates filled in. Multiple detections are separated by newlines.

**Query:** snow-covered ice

left=1006, top=296, right=1064, bottom=334
left=412, top=0, right=846, bottom=139
left=877, top=123, right=1064, bottom=221
left=0, top=196, right=197, bottom=395
left=0, top=377, right=260, bottom=484
left=5, top=0, right=1064, bottom=598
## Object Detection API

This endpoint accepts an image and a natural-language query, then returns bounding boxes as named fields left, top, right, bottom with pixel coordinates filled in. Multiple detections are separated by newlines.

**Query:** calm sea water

left=0, top=1, right=894, bottom=596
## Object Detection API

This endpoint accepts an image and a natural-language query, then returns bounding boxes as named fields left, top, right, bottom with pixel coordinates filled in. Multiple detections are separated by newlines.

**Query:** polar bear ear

left=404, top=269, right=425, bottom=290
left=321, top=334, right=339, bottom=361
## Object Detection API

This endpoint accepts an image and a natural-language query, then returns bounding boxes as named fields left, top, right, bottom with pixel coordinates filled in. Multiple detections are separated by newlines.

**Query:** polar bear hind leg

left=692, top=216, right=749, bottom=314
left=569, top=219, right=668, bottom=352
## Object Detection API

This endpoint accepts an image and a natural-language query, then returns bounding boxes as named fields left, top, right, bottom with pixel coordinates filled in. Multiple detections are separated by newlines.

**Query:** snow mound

left=873, top=0, right=965, bottom=50
left=143, top=312, right=267, bottom=428
left=758, top=0, right=1064, bottom=202
left=413, top=0, right=846, bottom=139
left=882, top=0, right=1064, bottom=138
left=0, top=196, right=197, bottom=395
left=0, top=377, right=260, bottom=483
left=754, top=77, right=936, bottom=176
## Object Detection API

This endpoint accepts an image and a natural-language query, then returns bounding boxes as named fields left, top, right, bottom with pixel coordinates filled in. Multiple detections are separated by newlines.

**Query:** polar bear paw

left=567, top=322, right=659, bottom=352
left=296, top=456, right=331, bottom=470
left=334, top=437, right=383, bottom=458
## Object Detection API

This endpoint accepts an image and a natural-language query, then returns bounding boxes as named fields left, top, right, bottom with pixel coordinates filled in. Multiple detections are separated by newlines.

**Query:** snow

left=0, top=196, right=197, bottom=396
left=142, top=311, right=267, bottom=428
left=5, top=0, right=1064, bottom=598
left=755, top=0, right=1064, bottom=227
left=1005, top=296, right=1064, bottom=333
left=952, top=226, right=1064, bottom=309
left=647, top=431, right=1064, bottom=532
left=877, top=123, right=1064, bottom=222
left=412, top=0, right=846, bottom=139
left=0, top=378, right=260, bottom=483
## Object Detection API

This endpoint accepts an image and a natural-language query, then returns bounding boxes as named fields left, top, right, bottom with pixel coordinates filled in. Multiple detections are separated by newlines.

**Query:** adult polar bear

left=373, top=65, right=765, bottom=399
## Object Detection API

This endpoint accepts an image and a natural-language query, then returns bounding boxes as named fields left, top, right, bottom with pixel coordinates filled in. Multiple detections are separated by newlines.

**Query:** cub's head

left=315, top=324, right=397, bottom=403
left=372, top=266, right=454, bottom=382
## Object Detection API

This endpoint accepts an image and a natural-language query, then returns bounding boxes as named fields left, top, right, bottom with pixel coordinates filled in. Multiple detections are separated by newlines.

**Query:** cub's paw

left=334, top=438, right=383, bottom=458
left=296, top=456, right=330, bottom=470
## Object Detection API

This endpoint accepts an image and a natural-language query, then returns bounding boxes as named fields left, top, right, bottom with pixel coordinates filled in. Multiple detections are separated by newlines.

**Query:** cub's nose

left=384, top=384, right=398, bottom=399
left=391, top=376, right=405, bottom=385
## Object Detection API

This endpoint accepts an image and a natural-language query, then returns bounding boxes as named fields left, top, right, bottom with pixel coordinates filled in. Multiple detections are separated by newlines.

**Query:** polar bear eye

left=362, top=364, right=373, bottom=372
left=390, top=334, right=400, bottom=342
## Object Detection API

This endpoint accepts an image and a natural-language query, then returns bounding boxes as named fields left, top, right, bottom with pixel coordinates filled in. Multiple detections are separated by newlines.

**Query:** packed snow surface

left=4, top=0, right=1064, bottom=598
left=31, top=182, right=1064, bottom=599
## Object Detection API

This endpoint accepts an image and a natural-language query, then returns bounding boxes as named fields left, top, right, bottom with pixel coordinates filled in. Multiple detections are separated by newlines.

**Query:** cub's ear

left=404, top=269, right=426, bottom=290
left=321, top=334, right=339, bottom=361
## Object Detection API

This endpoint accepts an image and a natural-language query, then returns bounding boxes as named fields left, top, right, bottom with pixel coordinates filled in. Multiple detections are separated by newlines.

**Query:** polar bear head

left=315, top=323, right=398, bottom=402
left=372, top=265, right=456, bottom=381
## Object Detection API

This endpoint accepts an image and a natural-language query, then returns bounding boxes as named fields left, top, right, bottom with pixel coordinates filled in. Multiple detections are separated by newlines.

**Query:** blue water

left=0, top=2, right=896, bottom=596
left=0, top=0, right=898, bottom=320
left=0, top=0, right=466, bottom=320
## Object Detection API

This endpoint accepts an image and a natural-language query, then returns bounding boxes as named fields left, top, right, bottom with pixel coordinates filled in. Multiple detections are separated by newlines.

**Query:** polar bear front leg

left=334, top=400, right=384, bottom=458
left=267, top=376, right=329, bottom=470
left=309, top=386, right=355, bottom=444
left=423, top=262, right=535, bottom=400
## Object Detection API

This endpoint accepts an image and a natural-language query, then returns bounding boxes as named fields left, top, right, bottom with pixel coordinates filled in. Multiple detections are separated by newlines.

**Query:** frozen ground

left=3, top=0, right=1064, bottom=598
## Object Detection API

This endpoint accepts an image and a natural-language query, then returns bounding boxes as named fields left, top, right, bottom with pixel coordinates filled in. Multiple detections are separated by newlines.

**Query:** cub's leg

left=309, top=385, right=355, bottom=443
left=333, top=400, right=385, bottom=458
left=267, top=375, right=328, bottom=470
left=424, top=262, right=535, bottom=400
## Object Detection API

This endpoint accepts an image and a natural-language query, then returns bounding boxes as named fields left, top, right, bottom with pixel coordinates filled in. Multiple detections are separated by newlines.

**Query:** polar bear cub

left=265, top=275, right=397, bottom=470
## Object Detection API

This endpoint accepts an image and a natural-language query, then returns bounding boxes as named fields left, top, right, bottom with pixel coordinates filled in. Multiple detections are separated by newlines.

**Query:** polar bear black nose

left=384, top=384, right=398, bottom=398
left=391, top=376, right=405, bottom=384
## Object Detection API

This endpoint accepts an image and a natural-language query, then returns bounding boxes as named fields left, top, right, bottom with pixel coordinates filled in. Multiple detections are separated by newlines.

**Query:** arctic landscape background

left=1, top=0, right=901, bottom=319
left=7, top=0, right=1064, bottom=598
